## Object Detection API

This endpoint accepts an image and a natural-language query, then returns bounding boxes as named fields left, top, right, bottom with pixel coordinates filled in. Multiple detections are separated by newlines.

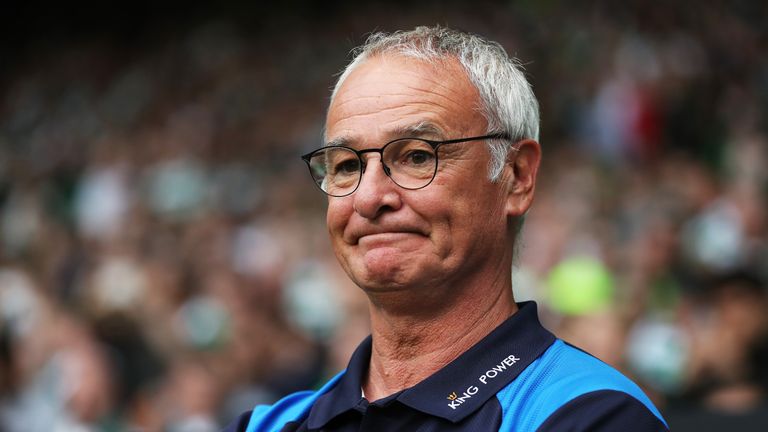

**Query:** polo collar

left=307, top=301, right=556, bottom=428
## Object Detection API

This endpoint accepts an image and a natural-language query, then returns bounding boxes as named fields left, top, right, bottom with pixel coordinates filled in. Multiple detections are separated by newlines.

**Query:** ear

left=503, top=139, right=541, bottom=218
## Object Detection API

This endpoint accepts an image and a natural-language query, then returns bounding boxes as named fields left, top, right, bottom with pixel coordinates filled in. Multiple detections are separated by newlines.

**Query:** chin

left=350, top=255, right=416, bottom=291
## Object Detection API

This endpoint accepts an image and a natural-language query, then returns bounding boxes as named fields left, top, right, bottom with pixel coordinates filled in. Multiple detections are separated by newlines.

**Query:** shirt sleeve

left=221, top=410, right=253, bottom=432
left=535, top=390, right=668, bottom=432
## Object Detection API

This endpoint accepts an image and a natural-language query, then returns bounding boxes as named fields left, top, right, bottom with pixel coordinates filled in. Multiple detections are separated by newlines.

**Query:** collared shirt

left=224, top=302, right=668, bottom=431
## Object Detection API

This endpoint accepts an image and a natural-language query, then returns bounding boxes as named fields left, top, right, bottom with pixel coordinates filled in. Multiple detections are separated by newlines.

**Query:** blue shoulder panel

left=245, top=371, right=346, bottom=432
left=496, top=340, right=667, bottom=431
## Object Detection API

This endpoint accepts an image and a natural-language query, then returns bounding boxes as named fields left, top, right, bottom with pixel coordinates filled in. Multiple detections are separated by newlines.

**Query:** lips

left=345, top=222, right=428, bottom=245
left=357, top=232, right=426, bottom=249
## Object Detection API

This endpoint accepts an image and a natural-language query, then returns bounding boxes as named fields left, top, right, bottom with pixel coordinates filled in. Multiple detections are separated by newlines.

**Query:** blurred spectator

left=666, top=271, right=768, bottom=431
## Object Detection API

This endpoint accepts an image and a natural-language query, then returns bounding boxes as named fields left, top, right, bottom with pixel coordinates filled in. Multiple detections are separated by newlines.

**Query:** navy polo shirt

left=224, top=302, right=668, bottom=431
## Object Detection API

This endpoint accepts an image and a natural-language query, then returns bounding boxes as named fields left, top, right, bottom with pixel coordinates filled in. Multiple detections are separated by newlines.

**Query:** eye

left=401, top=149, right=434, bottom=167
left=331, top=156, right=361, bottom=175
left=386, top=139, right=436, bottom=169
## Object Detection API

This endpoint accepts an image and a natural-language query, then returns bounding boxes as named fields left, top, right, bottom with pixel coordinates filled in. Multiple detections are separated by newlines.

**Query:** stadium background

left=1, top=0, right=767, bottom=430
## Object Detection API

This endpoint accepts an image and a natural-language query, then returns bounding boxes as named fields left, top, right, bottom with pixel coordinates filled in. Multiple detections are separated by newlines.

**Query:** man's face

left=325, top=55, right=515, bottom=295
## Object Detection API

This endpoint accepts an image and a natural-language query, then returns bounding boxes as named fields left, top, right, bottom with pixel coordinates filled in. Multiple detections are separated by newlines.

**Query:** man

left=225, top=26, right=667, bottom=431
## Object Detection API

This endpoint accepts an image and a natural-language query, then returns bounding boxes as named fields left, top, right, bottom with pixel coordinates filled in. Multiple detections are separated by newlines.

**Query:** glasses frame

left=301, top=132, right=511, bottom=197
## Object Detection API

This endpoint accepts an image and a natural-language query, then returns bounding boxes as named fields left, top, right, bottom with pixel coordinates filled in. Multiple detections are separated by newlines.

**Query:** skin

left=325, top=53, right=541, bottom=400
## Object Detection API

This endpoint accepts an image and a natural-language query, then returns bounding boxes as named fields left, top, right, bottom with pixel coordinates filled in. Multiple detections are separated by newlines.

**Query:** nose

left=352, top=156, right=402, bottom=219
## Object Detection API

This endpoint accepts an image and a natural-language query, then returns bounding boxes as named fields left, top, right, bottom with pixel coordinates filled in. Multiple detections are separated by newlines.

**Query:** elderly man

left=225, top=26, right=667, bottom=431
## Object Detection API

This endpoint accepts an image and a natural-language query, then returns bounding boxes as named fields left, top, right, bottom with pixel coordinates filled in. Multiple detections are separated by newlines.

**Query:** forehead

left=326, top=54, right=485, bottom=142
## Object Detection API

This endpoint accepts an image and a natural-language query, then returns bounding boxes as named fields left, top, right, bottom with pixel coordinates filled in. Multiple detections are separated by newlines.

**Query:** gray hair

left=329, top=26, right=540, bottom=181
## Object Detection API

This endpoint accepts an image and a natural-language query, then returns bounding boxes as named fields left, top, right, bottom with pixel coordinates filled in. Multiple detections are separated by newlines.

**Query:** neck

left=362, top=274, right=517, bottom=400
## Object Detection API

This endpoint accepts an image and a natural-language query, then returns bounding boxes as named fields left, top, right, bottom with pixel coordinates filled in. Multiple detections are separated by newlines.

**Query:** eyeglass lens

left=307, top=139, right=438, bottom=196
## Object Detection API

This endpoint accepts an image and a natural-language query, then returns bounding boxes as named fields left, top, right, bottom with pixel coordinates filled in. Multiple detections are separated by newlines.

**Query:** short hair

left=329, top=25, right=540, bottom=181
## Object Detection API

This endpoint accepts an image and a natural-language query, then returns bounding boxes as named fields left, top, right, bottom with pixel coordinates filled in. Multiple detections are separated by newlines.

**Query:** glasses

left=301, top=133, right=510, bottom=197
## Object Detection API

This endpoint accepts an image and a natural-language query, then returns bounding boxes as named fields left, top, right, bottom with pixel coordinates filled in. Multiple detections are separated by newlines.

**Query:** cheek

left=445, top=184, right=507, bottom=238
left=326, top=198, right=353, bottom=241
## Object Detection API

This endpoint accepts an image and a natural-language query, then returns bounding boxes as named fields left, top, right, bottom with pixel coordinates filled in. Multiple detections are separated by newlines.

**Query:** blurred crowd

left=1, top=1, right=767, bottom=430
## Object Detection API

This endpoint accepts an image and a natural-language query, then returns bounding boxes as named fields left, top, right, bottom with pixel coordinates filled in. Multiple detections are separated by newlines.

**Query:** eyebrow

left=392, top=121, right=444, bottom=138
left=325, top=121, right=445, bottom=147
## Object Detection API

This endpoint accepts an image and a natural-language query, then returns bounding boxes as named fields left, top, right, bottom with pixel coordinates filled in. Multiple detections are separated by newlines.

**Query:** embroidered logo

left=447, top=386, right=478, bottom=409
left=446, top=353, right=521, bottom=410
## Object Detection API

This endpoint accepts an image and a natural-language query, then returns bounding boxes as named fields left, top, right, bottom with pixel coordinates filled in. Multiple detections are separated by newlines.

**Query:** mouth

left=357, top=231, right=425, bottom=248
left=344, top=218, right=430, bottom=246
left=357, top=231, right=423, bottom=244
left=348, top=226, right=427, bottom=244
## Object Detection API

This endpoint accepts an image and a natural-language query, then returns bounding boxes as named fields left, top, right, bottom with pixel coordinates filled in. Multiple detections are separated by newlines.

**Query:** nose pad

left=352, top=156, right=402, bottom=218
